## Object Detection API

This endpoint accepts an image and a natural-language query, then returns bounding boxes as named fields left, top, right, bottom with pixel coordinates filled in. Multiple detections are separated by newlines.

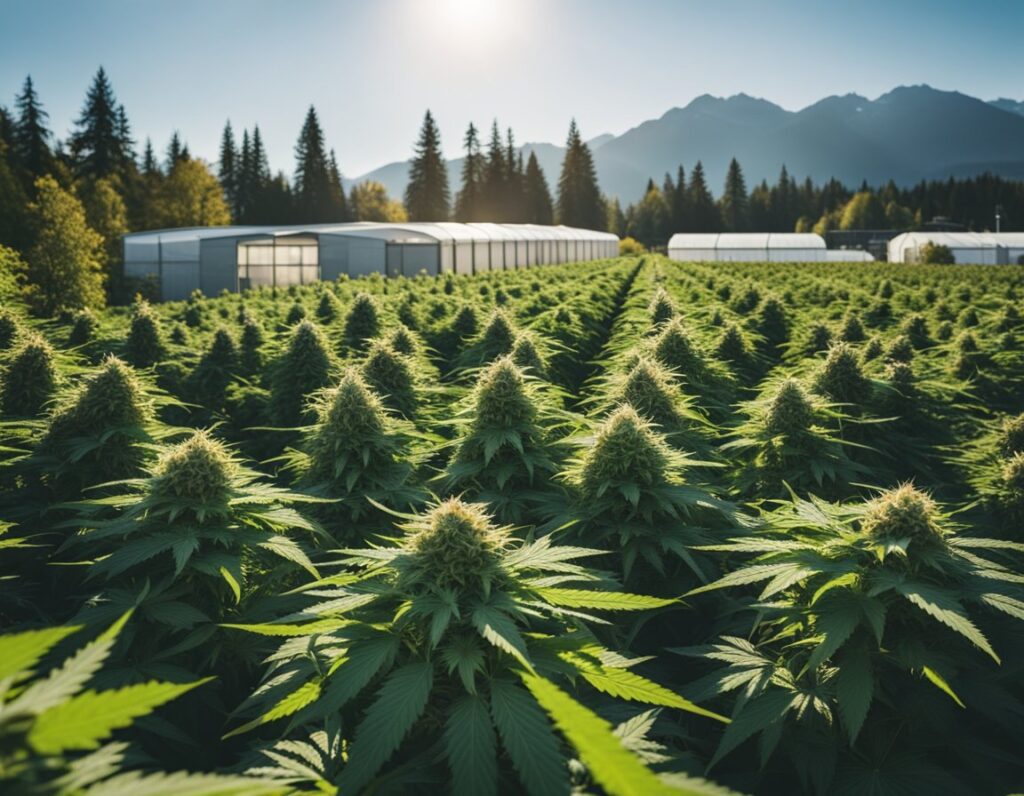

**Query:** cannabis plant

left=124, top=300, right=166, bottom=368
left=285, top=368, right=425, bottom=532
left=31, top=356, right=170, bottom=493
left=0, top=615, right=274, bottom=795
left=0, top=334, right=58, bottom=417
left=553, top=405, right=734, bottom=585
left=442, top=357, right=570, bottom=524
left=228, top=497, right=724, bottom=795
left=270, top=320, right=336, bottom=426
left=342, top=292, right=382, bottom=353
left=361, top=340, right=420, bottom=419
left=684, top=484, right=1024, bottom=792
left=722, top=378, right=866, bottom=500
left=65, top=430, right=322, bottom=670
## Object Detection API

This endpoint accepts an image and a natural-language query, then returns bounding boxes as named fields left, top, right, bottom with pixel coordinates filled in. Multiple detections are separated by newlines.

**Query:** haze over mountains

left=345, top=85, right=1024, bottom=204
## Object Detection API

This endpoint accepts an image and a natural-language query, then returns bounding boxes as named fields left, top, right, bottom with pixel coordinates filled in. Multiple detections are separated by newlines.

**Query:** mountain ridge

left=343, top=85, right=1024, bottom=204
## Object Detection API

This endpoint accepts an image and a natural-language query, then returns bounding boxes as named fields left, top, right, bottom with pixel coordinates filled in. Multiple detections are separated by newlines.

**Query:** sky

left=1, top=0, right=1022, bottom=179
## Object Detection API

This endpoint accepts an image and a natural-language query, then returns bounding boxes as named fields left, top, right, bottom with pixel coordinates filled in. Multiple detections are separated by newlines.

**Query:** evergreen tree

left=480, top=120, right=506, bottom=220
left=114, top=104, right=135, bottom=174
left=12, top=75, right=53, bottom=182
left=719, top=157, right=748, bottom=232
left=237, top=129, right=254, bottom=222
left=628, top=179, right=670, bottom=247
left=770, top=164, right=796, bottom=231
left=0, top=131, right=30, bottom=251
left=688, top=160, right=720, bottom=232
left=454, top=122, right=483, bottom=222
left=505, top=128, right=524, bottom=221
left=293, top=107, right=343, bottom=223
left=70, top=67, right=125, bottom=180
left=670, top=165, right=688, bottom=232
left=454, top=122, right=483, bottom=221
left=556, top=120, right=605, bottom=230
left=141, top=138, right=158, bottom=176
left=404, top=110, right=450, bottom=221
left=165, top=132, right=188, bottom=170
left=523, top=151, right=553, bottom=224
left=327, top=149, right=348, bottom=221
left=218, top=121, right=238, bottom=220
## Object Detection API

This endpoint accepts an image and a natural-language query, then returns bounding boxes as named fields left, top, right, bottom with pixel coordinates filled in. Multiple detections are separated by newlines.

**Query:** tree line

left=614, top=158, right=1024, bottom=248
left=2, top=66, right=1023, bottom=313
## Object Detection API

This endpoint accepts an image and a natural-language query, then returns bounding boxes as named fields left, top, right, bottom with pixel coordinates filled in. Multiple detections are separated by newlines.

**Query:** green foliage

left=0, top=334, right=57, bottom=416
left=270, top=320, right=335, bottom=426
left=23, top=176, right=106, bottom=316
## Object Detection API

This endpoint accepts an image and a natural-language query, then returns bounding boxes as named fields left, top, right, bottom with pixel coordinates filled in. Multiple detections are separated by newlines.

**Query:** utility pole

left=996, top=204, right=1003, bottom=233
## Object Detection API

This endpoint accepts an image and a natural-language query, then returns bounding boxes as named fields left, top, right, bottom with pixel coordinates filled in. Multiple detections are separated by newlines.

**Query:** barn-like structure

left=887, top=232, right=1024, bottom=265
left=667, top=233, right=874, bottom=263
left=123, top=222, right=620, bottom=301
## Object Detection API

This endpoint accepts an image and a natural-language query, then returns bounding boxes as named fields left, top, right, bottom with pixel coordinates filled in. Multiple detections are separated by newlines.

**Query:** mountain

left=343, top=86, right=1024, bottom=204
left=990, top=98, right=1024, bottom=117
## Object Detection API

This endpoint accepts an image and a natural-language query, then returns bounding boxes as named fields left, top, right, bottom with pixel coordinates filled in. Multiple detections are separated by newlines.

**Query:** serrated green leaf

left=29, top=678, right=211, bottom=754
left=337, top=662, right=434, bottom=793
left=578, top=665, right=728, bottom=723
left=0, top=625, right=81, bottom=682
left=897, top=581, right=999, bottom=662
left=520, top=672, right=678, bottom=796
left=489, top=678, right=568, bottom=796
left=835, top=644, right=873, bottom=743
left=536, top=588, right=676, bottom=611
left=444, top=694, right=497, bottom=796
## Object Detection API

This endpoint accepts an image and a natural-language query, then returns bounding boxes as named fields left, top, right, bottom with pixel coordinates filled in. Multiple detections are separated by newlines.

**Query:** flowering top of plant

left=227, top=496, right=722, bottom=794
left=686, top=484, right=1024, bottom=765
left=125, top=299, right=166, bottom=368
left=342, top=292, right=382, bottom=352
left=290, top=368, right=423, bottom=528
left=724, top=376, right=866, bottom=499
left=443, top=357, right=568, bottom=523
left=812, top=342, right=872, bottom=405
left=0, top=333, right=57, bottom=417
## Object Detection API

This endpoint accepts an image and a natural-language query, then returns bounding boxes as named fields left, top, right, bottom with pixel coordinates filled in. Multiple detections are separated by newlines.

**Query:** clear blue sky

left=1, top=0, right=1021, bottom=178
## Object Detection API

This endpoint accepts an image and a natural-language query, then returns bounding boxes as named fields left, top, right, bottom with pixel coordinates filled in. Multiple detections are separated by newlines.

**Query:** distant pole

left=996, top=204, right=1002, bottom=233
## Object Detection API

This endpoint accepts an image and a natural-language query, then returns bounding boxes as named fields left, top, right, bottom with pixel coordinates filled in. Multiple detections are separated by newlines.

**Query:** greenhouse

left=887, top=231, right=1024, bottom=265
left=123, top=222, right=620, bottom=301
left=667, top=232, right=874, bottom=263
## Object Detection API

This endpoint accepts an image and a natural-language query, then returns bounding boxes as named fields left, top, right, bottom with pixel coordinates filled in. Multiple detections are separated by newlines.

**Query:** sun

left=434, top=0, right=504, bottom=35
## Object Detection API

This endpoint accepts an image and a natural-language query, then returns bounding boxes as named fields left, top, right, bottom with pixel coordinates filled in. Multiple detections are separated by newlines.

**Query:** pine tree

left=294, top=106, right=339, bottom=223
left=114, top=104, right=135, bottom=174
left=456, top=121, right=483, bottom=220
left=404, top=110, right=450, bottom=221
left=141, top=138, right=158, bottom=176
left=236, top=128, right=253, bottom=221
left=327, top=149, right=348, bottom=221
left=556, top=120, right=605, bottom=230
left=688, top=161, right=720, bottom=232
left=218, top=121, right=238, bottom=220
left=70, top=67, right=125, bottom=180
left=504, top=128, right=524, bottom=221
left=523, top=151, right=554, bottom=224
left=719, top=157, right=748, bottom=232
left=454, top=122, right=483, bottom=222
left=671, top=165, right=688, bottom=232
left=12, top=75, right=53, bottom=182
left=480, top=120, right=506, bottom=220
left=165, top=132, right=188, bottom=170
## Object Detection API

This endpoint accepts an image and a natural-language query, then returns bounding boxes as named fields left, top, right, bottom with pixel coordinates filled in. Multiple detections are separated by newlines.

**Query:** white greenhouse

left=123, top=222, right=620, bottom=301
left=667, top=233, right=873, bottom=263
left=887, top=232, right=1024, bottom=265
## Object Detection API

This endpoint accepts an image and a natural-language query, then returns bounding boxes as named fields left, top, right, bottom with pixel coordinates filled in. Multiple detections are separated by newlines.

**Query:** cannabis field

left=2, top=255, right=1024, bottom=795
